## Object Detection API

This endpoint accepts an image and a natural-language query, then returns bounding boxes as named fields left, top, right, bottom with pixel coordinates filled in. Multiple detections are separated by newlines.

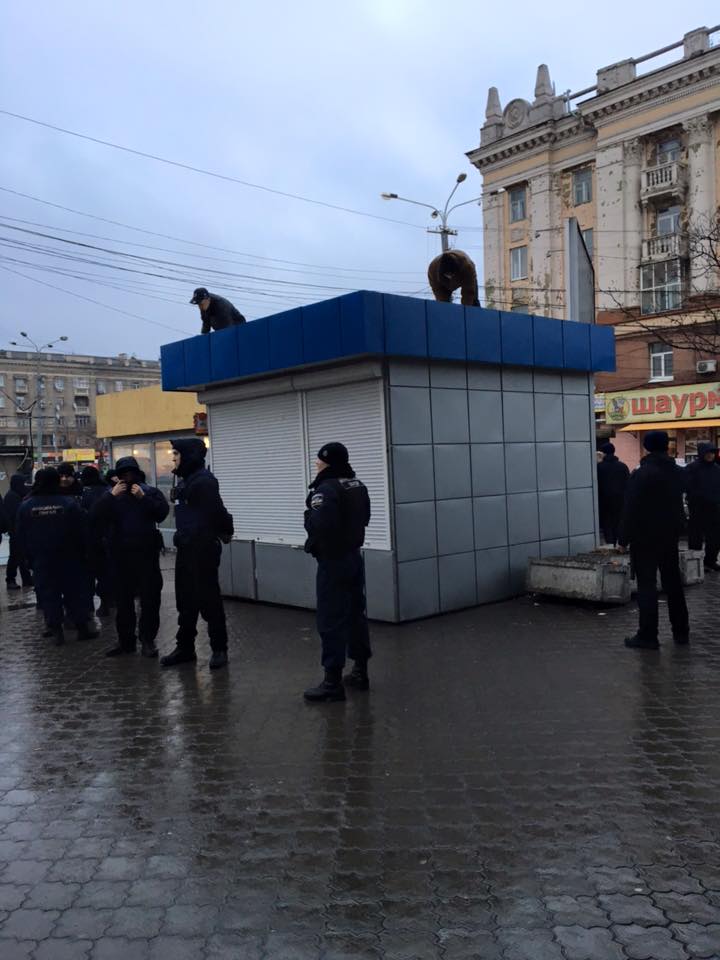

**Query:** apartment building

left=467, top=24, right=720, bottom=465
left=0, top=349, right=161, bottom=463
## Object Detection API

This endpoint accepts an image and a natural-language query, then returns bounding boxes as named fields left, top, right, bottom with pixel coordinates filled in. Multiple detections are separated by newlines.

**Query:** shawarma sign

left=605, top=382, right=720, bottom=424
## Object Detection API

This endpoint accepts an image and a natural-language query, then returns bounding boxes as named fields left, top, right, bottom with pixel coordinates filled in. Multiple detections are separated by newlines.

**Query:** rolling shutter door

left=304, top=380, right=391, bottom=549
left=208, top=392, right=307, bottom=544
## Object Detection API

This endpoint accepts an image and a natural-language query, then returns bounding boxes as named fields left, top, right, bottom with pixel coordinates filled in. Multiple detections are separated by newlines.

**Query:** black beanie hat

left=600, top=442, right=615, bottom=456
left=643, top=430, right=669, bottom=453
left=57, top=462, right=75, bottom=478
left=317, top=442, right=349, bottom=467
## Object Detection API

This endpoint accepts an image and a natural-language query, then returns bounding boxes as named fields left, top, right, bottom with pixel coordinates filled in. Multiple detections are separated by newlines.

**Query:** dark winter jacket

left=199, top=294, right=246, bottom=334
left=91, top=457, right=169, bottom=552
left=618, top=453, right=686, bottom=549
left=16, top=494, right=86, bottom=566
left=685, top=443, right=720, bottom=508
left=0, top=499, right=7, bottom=538
left=597, top=455, right=630, bottom=507
left=3, top=474, right=29, bottom=534
left=304, top=464, right=371, bottom=560
left=171, top=438, right=234, bottom=548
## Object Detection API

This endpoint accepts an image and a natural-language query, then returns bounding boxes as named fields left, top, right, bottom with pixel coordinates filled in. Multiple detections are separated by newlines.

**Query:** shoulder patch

left=310, top=493, right=325, bottom=509
left=340, top=479, right=362, bottom=489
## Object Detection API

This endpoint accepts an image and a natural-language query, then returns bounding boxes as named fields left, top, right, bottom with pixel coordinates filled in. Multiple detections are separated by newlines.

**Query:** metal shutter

left=304, top=380, right=391, bottom=549
left=209, top=392, right=307, bottom=544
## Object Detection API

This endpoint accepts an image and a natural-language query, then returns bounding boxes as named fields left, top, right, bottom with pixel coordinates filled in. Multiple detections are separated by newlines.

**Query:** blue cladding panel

left=563, top=322, right=592, bottom=370
left=590, top=325, right=616, bottom=372
left=160, top=340, right=186, bottom=390
left=533, top=316, right=564, bottom=368
left=268, top=309, right=304, bottom=370
left=384, top=295, right=427, bottom=357
left=501, top=311, right=534, bottom=366
left=427, top=301, right=466, bottom=361
left=302, top=298, right=342, bottom=363
left=210, top=325, right=240, bottom=382
left=340, top=290, right=384, bottom=355
left=238, top=318, right=270, bottom=376
left=183, top=334, right=211, bottom=386
left=466, top=307, right=501, bottom=363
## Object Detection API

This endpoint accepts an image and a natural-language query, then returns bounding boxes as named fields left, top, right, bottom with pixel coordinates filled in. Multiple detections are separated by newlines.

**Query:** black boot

left=673, top=632, right=690, bottom=645
left=160, top=647, right=198, bottom=668
left=624, top=634, right=659, bottom=650
left=76, top=623, right=100, bottom=641
left=42, top=625, right=55, bottom=639
left=304, top=672, right=346, bottom=702
left=52, top=627, right=65, bottom=647
left=141, top=639, right=159, bottom=658
left=6, top=581, right=20, bottom=591
left=208, top=650, right=228, bottom=670
left=343, top=661, right=370, bottom=690
left=105, top=641, right=136, bottom=657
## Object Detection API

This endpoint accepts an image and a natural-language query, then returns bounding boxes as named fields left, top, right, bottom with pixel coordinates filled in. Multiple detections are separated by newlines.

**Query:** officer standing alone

left=303, top=442, right=371, bottom=703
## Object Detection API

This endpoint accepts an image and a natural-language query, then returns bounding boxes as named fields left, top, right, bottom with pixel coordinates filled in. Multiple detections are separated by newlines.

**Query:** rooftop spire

left=485, top=86, right=502, bottom=123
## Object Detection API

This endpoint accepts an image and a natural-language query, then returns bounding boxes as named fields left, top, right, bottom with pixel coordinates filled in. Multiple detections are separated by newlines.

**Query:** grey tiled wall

left=389, top=359, right=597, bottom=619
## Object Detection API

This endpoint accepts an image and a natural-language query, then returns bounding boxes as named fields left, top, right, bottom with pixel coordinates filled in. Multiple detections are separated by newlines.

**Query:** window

left=54, top=378, right=64, bottom=391
left=510, top=245, right=528, bottom=281
left=115, top=381, right=124, bottom=392
left=509, top=185, right=526, bottom=223
left=73, top=377, right=89, bottom=394
left=650, top=342, right=673, bottom=381
left=55, top=416, right=65, bottom=426
left=42, top=434, right=54, bottom=446
left=96, top=381, right=107, bottom=395
left=0, top=396, right=4, bottom=409
left=581, top=228, right=594, bottom=258
left=14, top=377, right=28, bottom=394
left=573, top=168, right=592, bottom=205
left=131, top=382, right=141, bottom=390
left=641, top=259, right=682, bottom=315
left=74, top=396, right=90, bottom=410
left=75, top=416, right=91, bottom=427
left=656, top=205, right=681, bottom=237
left=657, top=138, right=681, bottom=165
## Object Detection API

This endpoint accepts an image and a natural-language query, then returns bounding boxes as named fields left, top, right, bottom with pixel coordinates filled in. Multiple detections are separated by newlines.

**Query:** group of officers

left=597, top=430, right=720, bottom=650
left=0, top=436, right=373, bottom=702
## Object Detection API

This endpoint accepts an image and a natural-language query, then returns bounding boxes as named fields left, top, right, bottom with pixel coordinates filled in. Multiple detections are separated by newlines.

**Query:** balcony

left=642, top=233, right=688, bottom=262
left=641, top=161, right=686, bottom=202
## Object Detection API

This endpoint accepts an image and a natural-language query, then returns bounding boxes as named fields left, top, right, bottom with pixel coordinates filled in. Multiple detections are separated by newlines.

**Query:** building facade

left=0, top=349, right=160, bottom=464
left=468, top=25, right=720, bottom=462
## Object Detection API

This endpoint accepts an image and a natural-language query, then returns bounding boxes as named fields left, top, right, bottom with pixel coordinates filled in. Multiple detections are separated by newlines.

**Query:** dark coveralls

left=172, top=443, right=234, bottom=654
left=199, top=295, right=246, bottom=334
left=685, top=443, right=720, bottom=566
left=92, top=472, right=169, bottom=650
left=304, top=472, right=371, bottom=676
left=619, top=452, right=689, bottom=643
left=16, top=494, right=89, bottom=628
left=81, top=482, right=113, bottom=607
left=597, top=453, right=630, bottom=546
left=3, top=475, right=33, bottom=586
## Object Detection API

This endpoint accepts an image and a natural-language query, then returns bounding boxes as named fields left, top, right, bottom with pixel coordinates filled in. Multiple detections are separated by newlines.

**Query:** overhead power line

left=0, top=109, right=426, bottom=230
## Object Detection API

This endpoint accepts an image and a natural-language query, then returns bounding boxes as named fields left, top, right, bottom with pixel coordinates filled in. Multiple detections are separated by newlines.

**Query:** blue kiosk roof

left=160, top=291, right=615, bottom=391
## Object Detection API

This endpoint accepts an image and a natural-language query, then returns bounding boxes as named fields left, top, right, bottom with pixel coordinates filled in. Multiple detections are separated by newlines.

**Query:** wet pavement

left=2, top=559, right=720, bottom=958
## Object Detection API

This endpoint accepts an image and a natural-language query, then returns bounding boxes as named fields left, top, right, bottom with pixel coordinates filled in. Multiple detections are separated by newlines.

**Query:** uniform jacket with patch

left=304, top=469, right=371, bottom=560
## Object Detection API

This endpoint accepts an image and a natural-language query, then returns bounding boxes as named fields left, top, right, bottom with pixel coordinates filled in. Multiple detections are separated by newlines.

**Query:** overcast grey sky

left=0, top=1, right=716, bottom=359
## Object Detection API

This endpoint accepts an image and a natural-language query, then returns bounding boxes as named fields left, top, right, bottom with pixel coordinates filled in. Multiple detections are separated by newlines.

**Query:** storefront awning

left=618, top=419, right=720, bottom=431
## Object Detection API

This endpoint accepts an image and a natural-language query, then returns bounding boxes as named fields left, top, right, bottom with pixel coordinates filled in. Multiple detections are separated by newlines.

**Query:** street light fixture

left=380, top=172, right=480, bottom=252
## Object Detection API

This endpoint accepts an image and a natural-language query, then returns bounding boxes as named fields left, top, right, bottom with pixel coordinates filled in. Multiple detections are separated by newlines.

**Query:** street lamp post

left=8, top=332, right=69, bottom=472
left=381, top=172, right=481, bottom=253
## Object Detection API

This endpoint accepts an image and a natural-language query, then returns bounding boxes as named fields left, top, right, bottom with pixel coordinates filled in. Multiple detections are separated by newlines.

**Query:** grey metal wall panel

left=471, top=444, right=506, bottom=497
left=505, top=443, right=537, bottom=494
left=364, top=549, right=398, bottom=622
left=534, top=371, right=563, bottom=394
left=567, top=488, right=595, bottom=536
left=507, top=492, right=540, bottom=545
left=255, top=544, right=316, bottom=608
left=534, top=394, right=564, bottom=442
left=538, top=490, right=569, bottom=540
left=502, top=368, right=534, bottom=392
left=563, top=395, right=592, bottom=441
left=469, top=391, right=503, bottom=443
left=218, top=542, right=233, bottom=596
left=537, top=443, right=566, bottom=491
left=397, top=557, right=440, bottom=619
left=388, top=360, right=429, bottom=386
left=434, top=445, right=472, bottom=500
left=476, top=546, right=511, bottom=602
left=510, top=541, right=540, bottom=592
left=503, top=392, right=535, bottom=442
left=436, top=498, right=474, bottom=555
left=395, top=501, right=437, bottom=562
left=541, top=537, right=571, bottom=558
left=229, top=540, right=256, bottom=600
left=389, top=387, right=432, bottom=444
left=473, top=495, right=508, bottom=549
left=562, top=372, right=589, bottom=395
left=570, top=534, right=595, bottom=554
left=431, top=389, right=470, bottom=444
left=392, top=444, right=435, bottom=503
left=468, top=365, right=501, bottom=390
left=439, top=552, right=477, bottom=611
left=566, top=442, right=593, bottom=488
left=430, top=361, right=467, bottom=389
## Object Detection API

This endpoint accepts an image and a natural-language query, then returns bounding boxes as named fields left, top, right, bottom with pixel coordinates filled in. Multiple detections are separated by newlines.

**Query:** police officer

left=619, top=430, right=689, bottom=649
left=57, top=462, right=83, bottom=498
left=303, top=442, right=371, bottom=703
left=685, top=442, right=720, bottom=571
left=3, top=473, right=33, bottom=590
left=80, top=466, right=113, bottom=617
left=16, top=468, right=98, bottom=646
left=597, top=442, right=630, bottom=546
left=161, top=438, right=234, bottom=670
left=92, top=457, right=169, bottom=658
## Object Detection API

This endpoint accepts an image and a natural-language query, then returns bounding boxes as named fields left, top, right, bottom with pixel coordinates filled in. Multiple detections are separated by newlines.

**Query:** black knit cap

left=643, top=430, right=670, bottom=453
left=56, top=462, right=76, bottom=477
left=600, top=442, right=615, bottom=456
left=317, top=442, right=349, bottom=467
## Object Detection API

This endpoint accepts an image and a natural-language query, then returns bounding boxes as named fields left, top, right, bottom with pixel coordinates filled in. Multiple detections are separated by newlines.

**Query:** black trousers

left=599, top=497, right=624, bottom=547
left=33, top=558, right=88, bottom=629
left=632, top=543, right=689, bottom=643
left=175, top=541, right=227, bottom=653
left=688, top=504, right=720, bottom=565
left=317, top=550, right=371, bottom=675
left=115, top=549, right=163, bottom=649
left=6, top=535, right=32, bottom=586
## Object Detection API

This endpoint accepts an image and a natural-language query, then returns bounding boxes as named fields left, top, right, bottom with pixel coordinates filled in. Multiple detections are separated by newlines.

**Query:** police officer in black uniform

left=303, top=442, right=372, bottom=703
left=161, top=438, right=234, bottom=670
